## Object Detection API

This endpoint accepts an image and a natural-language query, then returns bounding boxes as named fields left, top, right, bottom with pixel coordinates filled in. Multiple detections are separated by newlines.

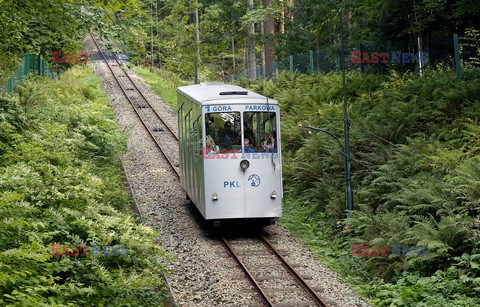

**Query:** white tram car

left=177, top=83, right=282, bottom=225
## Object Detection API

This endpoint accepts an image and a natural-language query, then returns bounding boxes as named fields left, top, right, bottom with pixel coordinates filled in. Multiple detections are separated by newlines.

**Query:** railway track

left=90, top=33, right=329, bottom=306
left=221, top=236, right=329, bottom=306
left=89, top=33, right=180, bottom=177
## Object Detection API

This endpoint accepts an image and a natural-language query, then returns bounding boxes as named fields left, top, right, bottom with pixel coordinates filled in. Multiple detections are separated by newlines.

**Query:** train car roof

left=177, top=83, right=278, bottom=106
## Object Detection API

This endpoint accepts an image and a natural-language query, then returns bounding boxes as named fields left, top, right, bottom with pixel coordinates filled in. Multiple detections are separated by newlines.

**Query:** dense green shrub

left=239, top=69, right=480, bottom=305
left=135, top=66, right=480, bottom=304
left=0, top=67, right=170, bottom=305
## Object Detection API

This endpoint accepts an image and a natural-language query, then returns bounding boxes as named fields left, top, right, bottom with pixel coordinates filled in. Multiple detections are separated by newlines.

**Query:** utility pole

left=156, top=0, right=160, bottom=69
left=193, top=0, right=199, bottom=84
left=246, top=0, right=256, bottom=80
left=150, top=0, right=154, bottom=71
left=232, top=37, right=236, bottom=70
left=327, top=0, right=353, bottom=212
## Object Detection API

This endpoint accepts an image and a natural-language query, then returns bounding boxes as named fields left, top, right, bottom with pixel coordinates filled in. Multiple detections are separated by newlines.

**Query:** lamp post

left=300, top=125, right=353, bottom=213
left=300, top=125, right=344, bottom=154
left=326, top=0, right=354, bottom=211
left=150, top=0, right=154, bottom=71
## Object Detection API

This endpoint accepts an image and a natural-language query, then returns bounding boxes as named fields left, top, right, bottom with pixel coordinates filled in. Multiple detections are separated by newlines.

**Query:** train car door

left=203, top=107, right=245, bottom=219
left=242, top=108, right=282, bottom=218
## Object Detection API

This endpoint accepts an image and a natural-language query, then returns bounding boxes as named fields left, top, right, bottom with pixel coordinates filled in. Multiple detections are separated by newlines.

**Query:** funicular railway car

left=177, top=83, right=282, bottom=226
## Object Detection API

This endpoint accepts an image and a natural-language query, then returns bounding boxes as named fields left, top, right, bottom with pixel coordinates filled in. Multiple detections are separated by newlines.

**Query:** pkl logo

left=248, top=174, right=261, bottom=187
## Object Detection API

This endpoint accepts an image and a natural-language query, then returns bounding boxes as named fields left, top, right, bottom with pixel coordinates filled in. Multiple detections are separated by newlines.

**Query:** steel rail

left=260, top=235, right=328, bottom=307
left=220, top=237, right=274, bottom=307
left=89, top=33, right=179, bottom=178
left=97, top=37, right=178, bottom=141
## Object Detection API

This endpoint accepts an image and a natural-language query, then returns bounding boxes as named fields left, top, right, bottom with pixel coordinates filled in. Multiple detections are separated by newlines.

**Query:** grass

left=280, top=196, right=382, bottom=303
left=132, top=66, right=190, bottom=110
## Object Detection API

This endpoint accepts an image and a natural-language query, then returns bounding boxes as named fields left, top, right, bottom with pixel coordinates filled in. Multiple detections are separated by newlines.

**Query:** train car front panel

left=177, top=83, right=283, bottom=222
left=202, top=103, right=282, bottom=220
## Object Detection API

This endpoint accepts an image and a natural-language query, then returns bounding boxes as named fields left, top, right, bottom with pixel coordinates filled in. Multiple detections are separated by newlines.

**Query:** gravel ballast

left=84, top=35, right=370, bottom=307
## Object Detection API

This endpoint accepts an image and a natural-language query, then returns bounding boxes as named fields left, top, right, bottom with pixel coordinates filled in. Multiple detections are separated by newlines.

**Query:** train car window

left=193, top=116, right=202, bottom=159
left=205, top=112, right=241, bottom=153
left=193, top=119, right=198, bottom=159
left=185, top=110, right=192, bottom=158
left=178, top=104, right=183, bottom=142
left=243, top=112, right=277, bottom=152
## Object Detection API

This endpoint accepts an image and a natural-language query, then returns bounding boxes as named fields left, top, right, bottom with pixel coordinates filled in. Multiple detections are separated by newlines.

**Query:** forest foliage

left=130, top=0, right=480, bottom=78
left=1, top=0, right=479, bottom=305
left=3, top=0, right=478, bottom=82
left=129, top=63, right=480, bottom=305
left=0, top=67, right=170, bottom=305
left=0, top=0, right=141, bottom=82
left=236, top=68, right=480, bottom=305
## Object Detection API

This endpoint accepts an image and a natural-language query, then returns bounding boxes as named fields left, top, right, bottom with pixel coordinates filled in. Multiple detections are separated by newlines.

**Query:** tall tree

left=263, top=0, right=275, bottom=78
left=247, top=0, right=257, bottom=80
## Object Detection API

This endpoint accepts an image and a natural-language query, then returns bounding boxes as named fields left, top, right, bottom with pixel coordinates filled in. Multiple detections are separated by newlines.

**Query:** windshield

left=243, top=112, right=277, bottom=152
left=205, top=112, right=241, bottom=153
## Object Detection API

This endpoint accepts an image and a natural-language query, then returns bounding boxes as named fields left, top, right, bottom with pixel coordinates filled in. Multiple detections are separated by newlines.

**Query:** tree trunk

left=232, top=37, right=236, bottom=71
left=195, top=0, right=200, bottom=42
left=279, top=0, right=285, bottom=34
left=247, top=0, right=256, bottom=80
left=261, top=21, right=266, bottom=79
left=263, top=0, right=275, bottom=78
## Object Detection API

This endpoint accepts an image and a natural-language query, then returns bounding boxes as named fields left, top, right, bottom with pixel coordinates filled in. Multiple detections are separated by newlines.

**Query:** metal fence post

left=18, top=65, right=22, bottom=84
left=289, top=55, right=293, bottom=73
left=453, top=34, right=461, bottom=80
left=37, top=55, right=41, bottom=75
left=24, top=54, right=30, bottom=75
left=359, top=43, right=364, bottom=74
left=387, top=40, right=392, bottom=76
left=418, top=37, right=424, bottom=77
left=309, top=50, right=314, bottom=74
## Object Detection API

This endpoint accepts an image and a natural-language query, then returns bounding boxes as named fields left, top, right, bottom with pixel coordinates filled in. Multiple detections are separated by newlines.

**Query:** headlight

left=240, top=159, right=250, bottom=171
left=271, top=191, right=277, bottom=199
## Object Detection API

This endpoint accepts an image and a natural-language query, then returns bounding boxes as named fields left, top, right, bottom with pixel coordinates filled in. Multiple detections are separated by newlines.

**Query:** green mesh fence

left=1, top=54, right=59, bottom=93
left=224, top=32, right=474, bottom=82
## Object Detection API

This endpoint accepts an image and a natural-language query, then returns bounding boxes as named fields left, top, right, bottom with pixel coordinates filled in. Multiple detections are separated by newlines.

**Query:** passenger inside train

left=242, top=138, right=255, bottom=153
left=205, top=111, right=277, bottom=153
